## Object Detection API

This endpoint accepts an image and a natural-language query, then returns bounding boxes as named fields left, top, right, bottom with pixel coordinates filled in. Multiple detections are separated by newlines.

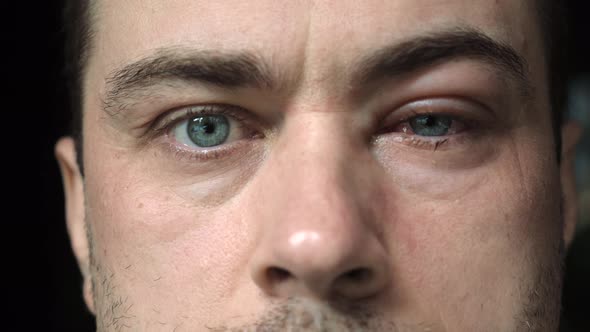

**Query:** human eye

left=154, top=104, right=262, bottom=161
left=376, top=98, right=488, bottom=151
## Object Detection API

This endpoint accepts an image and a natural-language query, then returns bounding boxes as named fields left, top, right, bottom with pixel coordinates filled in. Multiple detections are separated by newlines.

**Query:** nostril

left=267, top=267, right=292, bottom=283
left=339, top=267, right=373, bottom=283
left=330, top=267, right=380, bottom=300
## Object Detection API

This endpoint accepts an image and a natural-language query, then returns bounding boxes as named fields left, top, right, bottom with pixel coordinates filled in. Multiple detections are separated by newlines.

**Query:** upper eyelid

left=388, top=97, right=492, bottom=122
left=401, top=98, right=482, bottom=112
left=374, top=98, right=488, bottom=136
left=159, top=105, right=240, bottom=127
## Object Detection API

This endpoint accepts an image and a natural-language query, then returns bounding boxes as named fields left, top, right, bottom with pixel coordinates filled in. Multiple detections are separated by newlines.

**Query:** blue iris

left=187, top=115, right=230, bottom=147
left=409, top=115, right=452, bottom=136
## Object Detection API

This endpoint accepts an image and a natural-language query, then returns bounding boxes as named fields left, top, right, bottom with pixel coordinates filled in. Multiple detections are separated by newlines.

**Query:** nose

left=252, top=228, right=390, bottom=301
left=248, top=114, right=391, bottom=302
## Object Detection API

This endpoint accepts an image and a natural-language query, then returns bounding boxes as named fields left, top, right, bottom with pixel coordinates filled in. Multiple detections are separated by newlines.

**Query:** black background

left=3, top=1, right=588, bottom=331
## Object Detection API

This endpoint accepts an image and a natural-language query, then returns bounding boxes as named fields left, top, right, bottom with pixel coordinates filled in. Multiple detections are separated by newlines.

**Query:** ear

left=560, top=121, right=583, bottom=248
left=55, top=137, right=95, bottom=314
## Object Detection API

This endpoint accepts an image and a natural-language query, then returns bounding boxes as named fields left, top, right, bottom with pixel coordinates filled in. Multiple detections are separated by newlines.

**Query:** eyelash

left=376, top=110, right=474, bottom=151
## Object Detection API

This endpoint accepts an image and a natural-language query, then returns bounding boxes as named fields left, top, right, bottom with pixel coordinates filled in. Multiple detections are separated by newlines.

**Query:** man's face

left=57, top=0, right=577, bottom=331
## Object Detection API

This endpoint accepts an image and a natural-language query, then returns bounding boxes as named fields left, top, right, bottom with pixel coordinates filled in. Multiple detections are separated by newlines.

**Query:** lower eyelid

left=376, top=130, right=474, bottom=152
left=398, top=135, right=453, bottom=150
left=161, top=138, right=246, bottom=162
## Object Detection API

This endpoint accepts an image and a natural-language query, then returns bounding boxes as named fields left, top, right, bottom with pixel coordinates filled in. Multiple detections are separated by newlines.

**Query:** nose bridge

left=272, top=112, right=367, bottom=226
left=248, top=111, right=390, bottom=300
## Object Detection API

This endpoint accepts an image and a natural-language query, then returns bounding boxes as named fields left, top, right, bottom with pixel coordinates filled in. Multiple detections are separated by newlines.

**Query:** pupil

left=203, top=123, right=215, bottom=134
left=425, top=116, right=435, bottom=127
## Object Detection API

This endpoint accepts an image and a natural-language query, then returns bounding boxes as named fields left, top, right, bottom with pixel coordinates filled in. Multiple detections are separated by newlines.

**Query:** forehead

left=87, top=0, right=542, bottom=93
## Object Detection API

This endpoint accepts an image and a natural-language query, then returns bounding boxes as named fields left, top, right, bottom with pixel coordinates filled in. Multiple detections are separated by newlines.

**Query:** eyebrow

left=102, top=26, right=531, bottom=115
left=352, top=27, right=531, bottom=93
left=103, top=49, right=275, bottom=115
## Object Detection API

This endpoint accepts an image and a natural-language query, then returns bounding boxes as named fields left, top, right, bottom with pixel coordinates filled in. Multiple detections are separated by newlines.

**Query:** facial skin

left=56, top=0, right=581, bottom=331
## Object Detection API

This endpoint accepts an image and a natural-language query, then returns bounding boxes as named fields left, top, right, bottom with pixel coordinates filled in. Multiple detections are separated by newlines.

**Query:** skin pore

left=56, top=0, right=581, bottom=331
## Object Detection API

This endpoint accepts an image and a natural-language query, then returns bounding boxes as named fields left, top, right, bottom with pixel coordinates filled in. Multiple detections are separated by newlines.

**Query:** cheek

left=379, top=135, right=561, bottom=325
left=84, top=167, right=257, bottom=312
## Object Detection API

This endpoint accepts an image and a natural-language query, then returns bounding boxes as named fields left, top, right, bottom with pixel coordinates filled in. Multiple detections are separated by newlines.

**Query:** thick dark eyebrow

left=353, top=27, right=531, bottom=95
left=103, top=49, right=275, bottom=115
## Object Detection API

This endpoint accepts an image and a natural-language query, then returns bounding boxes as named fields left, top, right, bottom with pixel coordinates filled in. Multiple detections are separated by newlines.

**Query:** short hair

left=63, top=0, right=93, bottom=172
left=63, top=0, right=568, bottom=173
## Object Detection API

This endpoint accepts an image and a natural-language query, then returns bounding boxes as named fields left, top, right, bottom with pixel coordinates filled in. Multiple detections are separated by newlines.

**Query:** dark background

left=3, top=1, right=588, bottom=331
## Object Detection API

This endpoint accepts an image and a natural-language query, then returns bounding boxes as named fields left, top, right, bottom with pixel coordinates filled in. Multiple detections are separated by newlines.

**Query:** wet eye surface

left=165, top=106, right=261, bottom=161
left=187, top=115, right=230, bottom=147
left=409, top=115, right=452, bottom=136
